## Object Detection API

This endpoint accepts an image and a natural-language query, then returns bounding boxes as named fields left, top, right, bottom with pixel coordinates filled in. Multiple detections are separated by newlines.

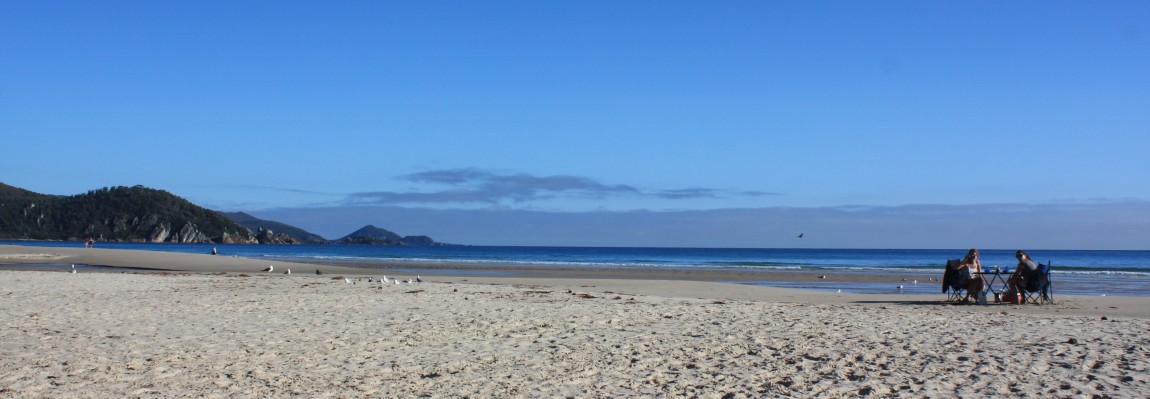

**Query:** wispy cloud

left=344, top=168, right=772, bottom=206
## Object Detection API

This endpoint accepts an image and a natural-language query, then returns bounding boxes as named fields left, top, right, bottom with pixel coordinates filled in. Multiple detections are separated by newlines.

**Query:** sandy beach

left=2, top=245, right=1150, bottom=398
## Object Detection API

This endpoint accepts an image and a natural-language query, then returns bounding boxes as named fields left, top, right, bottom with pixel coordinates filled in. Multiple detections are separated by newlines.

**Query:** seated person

left=943, top=248, right=985, bottom=302
left=1008, top=250, right=1040, bottom=295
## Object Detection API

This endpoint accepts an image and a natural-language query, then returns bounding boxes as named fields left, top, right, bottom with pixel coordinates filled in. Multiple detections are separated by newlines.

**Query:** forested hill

left=0, top=184, right=259, bottom=243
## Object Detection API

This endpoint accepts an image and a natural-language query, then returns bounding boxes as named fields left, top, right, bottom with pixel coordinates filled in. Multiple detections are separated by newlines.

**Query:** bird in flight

left=797, top=233, right=804, bottom=238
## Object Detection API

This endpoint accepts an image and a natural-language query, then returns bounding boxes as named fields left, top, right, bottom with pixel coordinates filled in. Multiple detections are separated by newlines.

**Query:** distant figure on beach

left=1008, top=250, right=1039, bottom=296
left=945, top=248, right=985, bottom=303
left=211, top=247, right=218, bottom=255
left=85, top=238, right=94, bottom=248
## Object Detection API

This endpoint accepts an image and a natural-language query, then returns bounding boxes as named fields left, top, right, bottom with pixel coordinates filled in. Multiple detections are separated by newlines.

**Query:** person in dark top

left=1009, top=250, right=1039, bottom=295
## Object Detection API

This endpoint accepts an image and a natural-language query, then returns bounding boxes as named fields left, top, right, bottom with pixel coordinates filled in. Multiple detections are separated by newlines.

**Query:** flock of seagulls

left=252, top=264, right=425, bottom=289
left=365, top=275, right=423, bottom=286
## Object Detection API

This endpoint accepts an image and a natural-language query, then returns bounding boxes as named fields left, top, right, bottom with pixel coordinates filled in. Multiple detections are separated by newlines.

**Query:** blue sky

left=3, top=1, right=1148, bottom=248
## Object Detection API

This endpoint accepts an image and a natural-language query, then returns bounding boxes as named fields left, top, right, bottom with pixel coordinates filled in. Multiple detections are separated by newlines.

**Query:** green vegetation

left=0, top=183, right=254, bottom=243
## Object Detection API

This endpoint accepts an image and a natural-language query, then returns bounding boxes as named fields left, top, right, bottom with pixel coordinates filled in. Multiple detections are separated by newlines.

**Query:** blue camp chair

left=1021, top=261, right=1053, bottom=305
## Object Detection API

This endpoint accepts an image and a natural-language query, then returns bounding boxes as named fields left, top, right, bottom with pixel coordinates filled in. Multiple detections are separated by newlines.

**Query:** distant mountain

left=337, top=224, right=443, bottom=246
left=0, top=183, right=449, bottom=246
left=223, top=212, right=328, bottom=244
left=0, top=184, right=257, bottom=243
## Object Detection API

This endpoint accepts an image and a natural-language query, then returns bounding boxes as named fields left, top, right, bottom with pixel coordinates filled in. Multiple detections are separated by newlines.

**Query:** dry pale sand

left=2, top=246, right=1150, bottom=398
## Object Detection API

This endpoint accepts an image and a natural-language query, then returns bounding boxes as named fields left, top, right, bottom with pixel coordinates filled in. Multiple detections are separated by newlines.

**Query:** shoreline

left=4, top=243, right=1147, bottom=298
left=3, top=244, right=1149, bottom=319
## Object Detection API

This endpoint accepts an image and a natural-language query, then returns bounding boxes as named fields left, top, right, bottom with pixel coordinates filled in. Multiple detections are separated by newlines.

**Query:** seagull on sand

left=315, top=269, right=324, bottom=275
left=897, top=285, right=905, bottom=290
left=71, top=264, right=77, bottom=274
left=263, top=265, right=274, bottom=273
left=344, top=278, right=352, bottom=284
left=416, top=275, right=423, bottom=284
left=284, top=269, right=291, bottom=275
left=382, top=276, right=390, bottom=283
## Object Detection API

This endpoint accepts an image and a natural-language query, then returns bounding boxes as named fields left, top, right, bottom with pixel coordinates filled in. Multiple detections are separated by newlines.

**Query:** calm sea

left=4, top=241, right=1148, bottom=297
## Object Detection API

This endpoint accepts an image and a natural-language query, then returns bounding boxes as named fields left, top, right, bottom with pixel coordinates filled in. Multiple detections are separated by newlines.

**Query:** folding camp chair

left=941, top=259, right=968, bottom=302
left=1021, top=261, right=1054, bottom=305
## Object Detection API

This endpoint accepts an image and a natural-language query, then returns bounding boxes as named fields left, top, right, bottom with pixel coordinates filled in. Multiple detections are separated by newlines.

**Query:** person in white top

left=956, top=248, right=985, bottom=303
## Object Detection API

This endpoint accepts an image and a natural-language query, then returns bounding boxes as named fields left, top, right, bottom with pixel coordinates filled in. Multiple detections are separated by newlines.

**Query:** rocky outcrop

left=399, top=235, right=436, bottom=246
left=220, top=230, right=258, bottom=244
left=172, top=222, right=209, bottom=243
left=148, top=223, right=170, bottom=243
left=255, top=228, right=300, bottom=245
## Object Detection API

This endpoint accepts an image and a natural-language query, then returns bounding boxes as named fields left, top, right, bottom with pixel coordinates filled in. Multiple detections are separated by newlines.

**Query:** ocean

left=4, top=241, right=1148, bottom=297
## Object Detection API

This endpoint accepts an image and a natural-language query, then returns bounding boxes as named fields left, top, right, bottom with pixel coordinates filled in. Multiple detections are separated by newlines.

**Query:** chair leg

left=945, top=288, right=967, bottom=303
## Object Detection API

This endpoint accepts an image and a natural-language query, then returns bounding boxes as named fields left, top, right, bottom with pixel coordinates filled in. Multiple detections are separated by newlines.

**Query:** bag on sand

left=1002, top=289, right=1021, bottom=304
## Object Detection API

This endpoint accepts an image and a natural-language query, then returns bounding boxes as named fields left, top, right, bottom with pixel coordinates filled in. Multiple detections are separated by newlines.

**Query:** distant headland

left=0, top=183, right=449, bottom=246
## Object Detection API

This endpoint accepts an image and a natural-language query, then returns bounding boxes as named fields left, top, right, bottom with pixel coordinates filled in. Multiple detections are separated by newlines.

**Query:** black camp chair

left=1021, top=261, right=1054, bottom=305
left=941, top=259, right=969, bottom=302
